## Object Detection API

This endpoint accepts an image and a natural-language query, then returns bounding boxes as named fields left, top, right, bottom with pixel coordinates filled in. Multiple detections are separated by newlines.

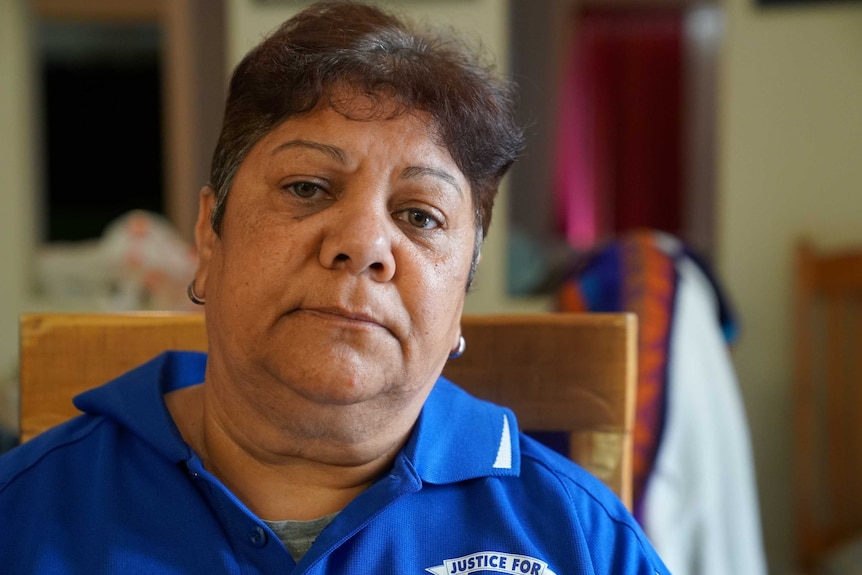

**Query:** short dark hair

left=209, top=0, right=523, bottom=250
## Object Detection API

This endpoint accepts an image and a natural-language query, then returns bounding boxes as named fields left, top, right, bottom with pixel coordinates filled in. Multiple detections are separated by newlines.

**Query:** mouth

left=299, top=306, right=389, bottom=332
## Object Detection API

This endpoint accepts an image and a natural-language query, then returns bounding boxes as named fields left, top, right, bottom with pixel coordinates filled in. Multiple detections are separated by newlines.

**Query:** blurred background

left=2, top=0, right=862, bottom=573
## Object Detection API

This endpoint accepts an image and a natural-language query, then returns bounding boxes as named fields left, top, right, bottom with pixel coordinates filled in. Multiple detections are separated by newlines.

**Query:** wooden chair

left=795, top=241, right=862, bottom=570
left=20, top=312, right=637, bottom=508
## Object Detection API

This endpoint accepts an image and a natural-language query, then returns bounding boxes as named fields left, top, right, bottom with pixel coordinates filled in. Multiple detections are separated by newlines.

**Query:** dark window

left=40, top=22, right=163, bottom=242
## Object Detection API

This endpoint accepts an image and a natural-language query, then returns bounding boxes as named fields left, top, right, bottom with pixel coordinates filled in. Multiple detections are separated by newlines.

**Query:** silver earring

left=187, top=280, right=206, bottom=305
left=449, top=335, right=466, bottom=359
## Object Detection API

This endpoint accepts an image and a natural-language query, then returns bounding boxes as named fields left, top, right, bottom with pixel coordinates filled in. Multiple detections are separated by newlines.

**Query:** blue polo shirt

left=0, top=352, right=669, bottom=574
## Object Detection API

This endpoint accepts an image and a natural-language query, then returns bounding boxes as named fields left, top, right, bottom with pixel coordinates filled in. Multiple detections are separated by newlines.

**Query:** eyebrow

left=271, top=139, right=347, bottom=163
left=271, top=139, right=462, bottom=196
left=401, top=165, right=463, bottom=197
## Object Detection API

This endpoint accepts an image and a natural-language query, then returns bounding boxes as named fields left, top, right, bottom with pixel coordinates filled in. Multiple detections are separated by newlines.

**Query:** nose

left=318, top=201, right=396, bottom=282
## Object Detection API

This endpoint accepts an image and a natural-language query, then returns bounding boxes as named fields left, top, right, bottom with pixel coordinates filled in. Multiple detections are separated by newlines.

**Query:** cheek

left=406, top=250, right=471, bottom=330
left=208, top=238, right=294, bottom=325
left=223, top=207, right=309, bottom=270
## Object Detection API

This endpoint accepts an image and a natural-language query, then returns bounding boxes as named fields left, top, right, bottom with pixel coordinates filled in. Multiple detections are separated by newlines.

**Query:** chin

left=269, top=353, right=396, bottom=405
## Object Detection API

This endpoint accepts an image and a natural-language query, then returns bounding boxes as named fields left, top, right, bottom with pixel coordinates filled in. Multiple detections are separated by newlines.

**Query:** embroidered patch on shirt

left=426, top=551, right=556, bottom=575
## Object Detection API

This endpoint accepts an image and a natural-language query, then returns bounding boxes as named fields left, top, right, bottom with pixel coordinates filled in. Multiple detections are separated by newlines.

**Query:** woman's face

left=194, top=101, right=476, bottom=442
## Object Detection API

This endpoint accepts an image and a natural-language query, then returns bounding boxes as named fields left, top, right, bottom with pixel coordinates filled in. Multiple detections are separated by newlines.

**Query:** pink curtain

left=555, top=9, right=684, bottom=249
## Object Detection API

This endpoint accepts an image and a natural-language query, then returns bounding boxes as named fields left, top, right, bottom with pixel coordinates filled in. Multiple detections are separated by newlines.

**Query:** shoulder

left=0, top=414, right=106, bottom=497
left=515, top=434, right=671, bottom=574
left=0, top=351, right=189, bottom=494
left=517, top=433, right=623, bottom=510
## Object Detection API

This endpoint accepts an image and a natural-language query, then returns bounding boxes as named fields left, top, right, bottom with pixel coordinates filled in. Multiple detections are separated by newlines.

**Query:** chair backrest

left=20, top=312, right=637, bottom=508
left=795, top=241, right=862, bottom=569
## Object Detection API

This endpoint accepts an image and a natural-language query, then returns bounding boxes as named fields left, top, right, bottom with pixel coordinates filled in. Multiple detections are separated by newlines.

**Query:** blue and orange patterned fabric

left=558, top=230, right=739, bottom=520
left=558, top=231, right=677, bottom=520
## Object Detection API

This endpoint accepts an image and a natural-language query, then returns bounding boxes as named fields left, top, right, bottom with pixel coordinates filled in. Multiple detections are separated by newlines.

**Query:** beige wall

left=0, top=0, right=38, bottom=382
left=718, top=1, right=862, bottom=573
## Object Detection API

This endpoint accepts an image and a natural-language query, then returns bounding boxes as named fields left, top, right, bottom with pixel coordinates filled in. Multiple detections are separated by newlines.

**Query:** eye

left=285, top=181, right=326, bottom=199
left=398, top=208, right=441, bottom=230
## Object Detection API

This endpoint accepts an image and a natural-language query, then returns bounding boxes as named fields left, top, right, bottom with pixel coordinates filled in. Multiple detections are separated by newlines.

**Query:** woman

left=0, top=2, right=669, bottom=573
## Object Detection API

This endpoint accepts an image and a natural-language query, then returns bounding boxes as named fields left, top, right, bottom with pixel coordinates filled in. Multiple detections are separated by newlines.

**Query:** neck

left=166, top=381, right=416, bottom=521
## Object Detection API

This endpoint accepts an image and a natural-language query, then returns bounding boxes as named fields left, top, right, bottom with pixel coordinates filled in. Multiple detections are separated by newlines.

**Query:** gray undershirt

left=263, top=512, right=338, bottom=563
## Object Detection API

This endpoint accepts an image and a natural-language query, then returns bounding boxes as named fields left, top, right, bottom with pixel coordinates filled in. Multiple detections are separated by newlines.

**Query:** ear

left=193, top=187, right=218, bottom=296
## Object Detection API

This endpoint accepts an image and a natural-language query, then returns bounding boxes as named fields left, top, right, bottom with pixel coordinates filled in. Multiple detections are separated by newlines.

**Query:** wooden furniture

left=19, top=312, right=637, bottom=507
left=443, top=314, right=637, bottom=507
left=795, top=241, right=862, bottom=570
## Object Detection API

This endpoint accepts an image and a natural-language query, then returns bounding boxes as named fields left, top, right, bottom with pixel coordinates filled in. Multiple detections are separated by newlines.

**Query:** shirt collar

left=73, top=351, right=205, bottom=463
left=402, top=377, right=521, bottom=484
left=72, top=352, right=522, bottom=483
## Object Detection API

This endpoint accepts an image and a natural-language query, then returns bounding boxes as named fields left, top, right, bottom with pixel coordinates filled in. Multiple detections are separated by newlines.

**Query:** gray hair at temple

left=206, top=0, right=524, bottom=283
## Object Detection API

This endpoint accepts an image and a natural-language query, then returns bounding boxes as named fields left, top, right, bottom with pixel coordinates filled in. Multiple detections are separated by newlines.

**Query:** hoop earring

left=448, top=335, right=466, bottom=359
left=187, top=280, right=206, bottom=305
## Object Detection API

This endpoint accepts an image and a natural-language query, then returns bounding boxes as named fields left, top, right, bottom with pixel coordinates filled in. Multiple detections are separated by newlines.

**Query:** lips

left=299, top=306, right=392, bottom=334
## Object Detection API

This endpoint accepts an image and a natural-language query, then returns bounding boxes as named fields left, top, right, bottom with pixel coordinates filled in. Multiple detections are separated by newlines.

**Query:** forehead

left=250, top=100, right=457, bottom=173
